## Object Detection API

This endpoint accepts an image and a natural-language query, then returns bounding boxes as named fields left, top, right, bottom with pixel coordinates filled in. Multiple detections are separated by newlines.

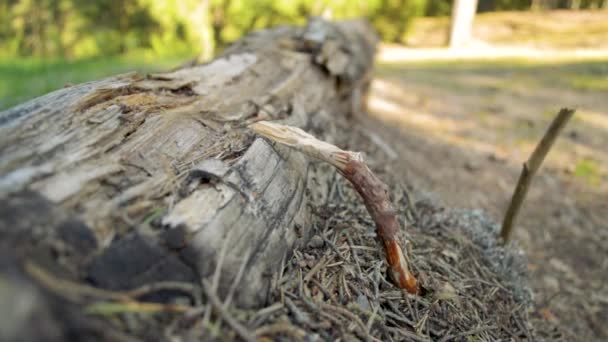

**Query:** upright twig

left=202, top=280, right=256, bottom=342
left=249, top=121, right=418, bottom=294
left=500, top=108, right=575, bottom=243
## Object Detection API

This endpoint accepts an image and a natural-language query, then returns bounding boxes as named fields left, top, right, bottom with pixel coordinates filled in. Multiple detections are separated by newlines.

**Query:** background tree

left=371, top=0, right=427, bottom=43
left=1, top=0, right=607, bottom=60
left=449, top=0, right=478, bottom=47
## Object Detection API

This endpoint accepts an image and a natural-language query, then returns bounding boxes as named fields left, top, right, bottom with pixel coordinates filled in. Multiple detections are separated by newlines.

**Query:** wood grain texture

left=0, top=19, right=377, bottom=308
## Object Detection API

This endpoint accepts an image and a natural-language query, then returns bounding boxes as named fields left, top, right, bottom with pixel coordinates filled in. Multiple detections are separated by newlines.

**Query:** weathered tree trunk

left=0, top=18, right=376, bottom=336
left=449, top=0, right=478, bottom=47
left=195, top=0, right=215, bottom=62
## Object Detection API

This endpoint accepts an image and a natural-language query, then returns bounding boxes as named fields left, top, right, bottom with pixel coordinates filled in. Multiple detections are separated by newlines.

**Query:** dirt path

left=367, top=59, right=608, bottom=341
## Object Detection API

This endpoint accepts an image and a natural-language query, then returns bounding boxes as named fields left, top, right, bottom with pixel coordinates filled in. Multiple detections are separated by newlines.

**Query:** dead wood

left=500, top=108, right=575, bottom=243
left=249, top=121, right=418, bottom=293
left=0, top=18, right=376, bottom=310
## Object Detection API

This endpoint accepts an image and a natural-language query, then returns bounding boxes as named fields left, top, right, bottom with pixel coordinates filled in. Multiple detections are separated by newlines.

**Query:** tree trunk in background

left=569, top=0, right=582, bottom=9
left=197, top=0, right=214, bottom=61
left=449, top=0, right=478, bottom=48
left=531, top=0, right=557, bottom=9
left=0, top=20, right=376, bottom=338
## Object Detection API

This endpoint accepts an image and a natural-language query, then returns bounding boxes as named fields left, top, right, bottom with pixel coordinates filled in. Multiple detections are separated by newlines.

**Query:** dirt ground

left=406, top=10, right=608, bottom=49
left=367, top=57, right=607, bottom=340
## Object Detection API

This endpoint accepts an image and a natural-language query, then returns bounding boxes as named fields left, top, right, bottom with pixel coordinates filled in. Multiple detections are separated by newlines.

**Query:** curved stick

left=249, top=121, right=418, bottom=294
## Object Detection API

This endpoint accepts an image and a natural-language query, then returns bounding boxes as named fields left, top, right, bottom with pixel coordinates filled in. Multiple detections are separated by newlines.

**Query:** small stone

left=308, top=235, right=324, bottom=249
left=436, top=282, right=458, bottom=301
left=305, top=333, right=321, bottom=342
left=464, top=160, right=479, bottom=172
left=356, top=294, right=371, bottom=311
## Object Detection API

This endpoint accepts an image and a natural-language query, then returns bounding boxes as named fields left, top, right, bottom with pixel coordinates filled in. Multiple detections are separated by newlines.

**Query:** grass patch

left=569, top=76, right=608, bottom=92
left=0, top=52, right=190, bottom=110
left=573, top=158, right=602, bottom=185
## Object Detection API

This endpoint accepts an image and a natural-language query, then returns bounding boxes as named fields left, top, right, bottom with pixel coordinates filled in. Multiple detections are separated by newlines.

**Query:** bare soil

left=368, top=58, right=608, bottom=341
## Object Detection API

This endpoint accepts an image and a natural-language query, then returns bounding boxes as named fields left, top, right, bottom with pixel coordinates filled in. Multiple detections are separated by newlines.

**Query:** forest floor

left=368, top=57, right=607, bottom=340
left=368, top=10, right=608, bottom=340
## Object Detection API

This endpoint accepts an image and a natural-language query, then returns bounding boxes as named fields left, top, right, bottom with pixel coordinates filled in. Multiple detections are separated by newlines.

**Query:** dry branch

left=202, top=280, right=256, bottom=342
left=249, top=120, right=418, bottom=294
left=500, top=108, right=575, bottom=242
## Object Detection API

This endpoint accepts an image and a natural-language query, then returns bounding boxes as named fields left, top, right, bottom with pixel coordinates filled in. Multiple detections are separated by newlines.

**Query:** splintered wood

left=249, top=120, right=418, bottom=294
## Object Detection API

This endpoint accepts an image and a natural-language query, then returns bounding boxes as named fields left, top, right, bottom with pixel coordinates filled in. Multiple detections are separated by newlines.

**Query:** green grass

left=569, top=76, right=608, bottom=92
left=574, top=158, right=602, bottom=186
left=0, top=52, right=190, bottom=111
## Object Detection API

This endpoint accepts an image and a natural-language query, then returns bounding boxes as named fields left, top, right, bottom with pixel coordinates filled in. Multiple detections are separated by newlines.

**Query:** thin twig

left=303, top=256, right=328, bottom=283
left=438, top=325, right=498, bottom=342
left=249, top=120, right=418, bottom=294
left=126, top=281, right=197, bottom=300
left=202, top=280, right=256, bottom=342
left=203, top=229, right=233, bottom=326
left=319, top=301, right=370, bottom=339
left=25, top=262, right=192, bottom=314
left=85, top=301, right=190, bottom=315
left=500, top=108, right=575, bottom=242
left=366, top=302, right=380, bottom=334
left=254, top=323, right=307, bottom=341
left=223, top=247, right=252, bottom=310
left=321, top=230, right=347, bottom=262
left=25, top=261, right=128, bottom=303
left=311, top=278, right=338, bottom=304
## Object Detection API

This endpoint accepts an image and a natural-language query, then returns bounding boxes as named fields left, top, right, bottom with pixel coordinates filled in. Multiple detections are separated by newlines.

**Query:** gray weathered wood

left=0, top=18, right=377, bottom=308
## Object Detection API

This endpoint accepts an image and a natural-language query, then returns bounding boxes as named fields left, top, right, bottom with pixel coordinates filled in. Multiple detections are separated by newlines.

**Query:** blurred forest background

left=3, top=0, right=608, bottom=59
left=1, top=0, right=608, bottom=109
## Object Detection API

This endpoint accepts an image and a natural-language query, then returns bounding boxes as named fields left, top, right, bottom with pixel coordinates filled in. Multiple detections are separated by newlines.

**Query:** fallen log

left=0, top=18, right=538, bottom=342
left=0, top=17, right=375, bottom=337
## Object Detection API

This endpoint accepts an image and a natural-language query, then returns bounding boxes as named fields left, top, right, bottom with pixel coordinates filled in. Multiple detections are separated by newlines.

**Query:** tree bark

left=196, top=0, right=214, bottom=62
left=0, top=17, right=377, bottom=326
left=449, top=0, right=478, bottom=48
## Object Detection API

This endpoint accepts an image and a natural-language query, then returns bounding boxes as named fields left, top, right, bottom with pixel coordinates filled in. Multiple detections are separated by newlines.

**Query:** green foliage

left=425, top=0, right=451, bottom=16
left=574, top=158, right=601, bottom=185
left=371, top=0, right=428, bottom=43
left=0, top=52, right=185, bottom=109
left=1, top=0, right=607, bottom=60
left=569, top=76, right=608, bottom=91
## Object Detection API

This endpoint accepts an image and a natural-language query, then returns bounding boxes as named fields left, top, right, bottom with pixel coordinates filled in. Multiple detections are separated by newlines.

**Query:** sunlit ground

left=368, top=56, right=608, bottom=339
left=372, top=58, right=608, bottom=192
